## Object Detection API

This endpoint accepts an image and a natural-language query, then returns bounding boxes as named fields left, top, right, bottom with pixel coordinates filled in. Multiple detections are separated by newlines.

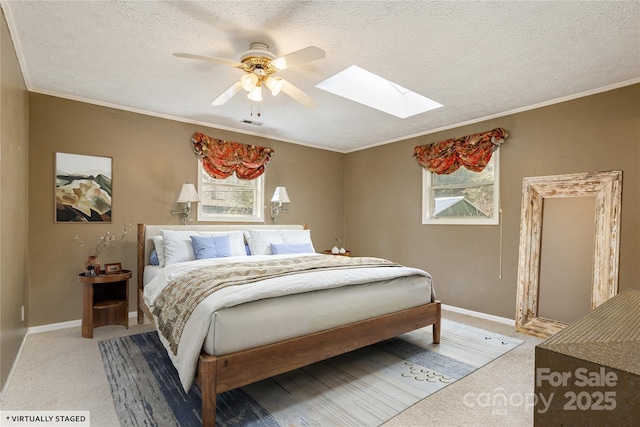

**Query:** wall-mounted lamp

left=270, top=186, right=290, bottom=223
left=171, top=182, right=200, bottom=225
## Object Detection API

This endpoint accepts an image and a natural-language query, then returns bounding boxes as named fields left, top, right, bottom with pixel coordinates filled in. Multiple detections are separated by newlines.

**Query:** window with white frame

left=197, top=161, right=264, bottom=222
left=422, top=150, right=500, bottom=225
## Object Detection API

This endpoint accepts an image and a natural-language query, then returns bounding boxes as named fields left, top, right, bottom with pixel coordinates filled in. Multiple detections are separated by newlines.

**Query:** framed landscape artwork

left=55, top=152, right=113, bottom=223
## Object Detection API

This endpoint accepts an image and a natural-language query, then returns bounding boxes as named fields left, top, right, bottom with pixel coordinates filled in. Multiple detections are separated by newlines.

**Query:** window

left=422, top=150, right=500, bottom=225
left=197, top=161, right=264, bottom=222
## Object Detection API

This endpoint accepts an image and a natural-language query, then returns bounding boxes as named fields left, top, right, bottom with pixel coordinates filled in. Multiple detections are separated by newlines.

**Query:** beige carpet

left=0, top=310, right=542, bottom=427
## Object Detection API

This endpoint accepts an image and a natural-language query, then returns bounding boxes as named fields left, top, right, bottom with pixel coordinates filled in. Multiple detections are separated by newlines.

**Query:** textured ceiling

left=2, top=1, right=639, bottom=152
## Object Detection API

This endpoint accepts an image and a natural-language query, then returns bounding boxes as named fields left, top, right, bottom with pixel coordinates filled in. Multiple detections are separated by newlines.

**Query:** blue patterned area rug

left=99, top=319, right=522, bottom=427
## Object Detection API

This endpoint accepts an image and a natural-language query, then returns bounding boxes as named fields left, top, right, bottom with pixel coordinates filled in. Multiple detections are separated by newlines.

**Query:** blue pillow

left=270, top=243, right=316, bottom=255
left=190, top=235, right=232, bottom=260
left=150, top=249, right=159, bottom=266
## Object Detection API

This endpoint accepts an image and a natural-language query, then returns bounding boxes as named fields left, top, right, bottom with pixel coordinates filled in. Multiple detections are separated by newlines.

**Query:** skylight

left=315, top=65, right=443, bottom=119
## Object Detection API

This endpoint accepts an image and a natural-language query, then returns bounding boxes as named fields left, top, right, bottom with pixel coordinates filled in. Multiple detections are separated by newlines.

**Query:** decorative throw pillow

left=152, top=236, right=165, bottom=267
left=270, top=243, right=316, bottom=255
left=149, top=249, right=160, bottom=266
left=190, top=235, right=232, bottom=259
left=248, top=229, right=315, bottom=255
left=161, top=230, right=246, bottom=266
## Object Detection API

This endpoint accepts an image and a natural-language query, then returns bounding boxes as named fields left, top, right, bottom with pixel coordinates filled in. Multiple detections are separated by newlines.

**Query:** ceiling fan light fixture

left=240, top=73, right=259, bottom=92
left=265, top=77, right=284, bottom=96
left=175, top=42, right=325, bottom=109
left=247, top=85, right=263, bottom=102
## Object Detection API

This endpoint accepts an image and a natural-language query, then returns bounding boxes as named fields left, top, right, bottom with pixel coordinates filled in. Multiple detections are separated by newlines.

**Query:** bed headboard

left=136, top=223, right=307, bottom=306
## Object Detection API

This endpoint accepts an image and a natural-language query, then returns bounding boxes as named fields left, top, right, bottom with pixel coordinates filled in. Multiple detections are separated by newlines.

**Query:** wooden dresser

left=534, top=289, right=640, bottom=426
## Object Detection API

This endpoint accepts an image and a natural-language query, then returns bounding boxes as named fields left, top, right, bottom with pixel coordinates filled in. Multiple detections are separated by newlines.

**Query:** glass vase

left=85, top=256, right=101, bottom=276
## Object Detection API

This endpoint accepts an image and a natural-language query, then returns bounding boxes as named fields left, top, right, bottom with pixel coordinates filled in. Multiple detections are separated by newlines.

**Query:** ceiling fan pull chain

left=249, top=100, right=261, bottom=117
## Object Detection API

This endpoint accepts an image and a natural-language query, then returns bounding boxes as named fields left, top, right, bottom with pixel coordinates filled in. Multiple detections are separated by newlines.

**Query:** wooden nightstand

left=78, top=270, right=131, bottom=338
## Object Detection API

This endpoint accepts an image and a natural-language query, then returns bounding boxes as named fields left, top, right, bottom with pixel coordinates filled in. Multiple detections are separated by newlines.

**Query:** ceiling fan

left=174, top=42, right=325, bottom=109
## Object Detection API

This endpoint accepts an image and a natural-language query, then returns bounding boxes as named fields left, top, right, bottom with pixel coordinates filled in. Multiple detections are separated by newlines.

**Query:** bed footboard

left=196, top=301, right=441, bottom=427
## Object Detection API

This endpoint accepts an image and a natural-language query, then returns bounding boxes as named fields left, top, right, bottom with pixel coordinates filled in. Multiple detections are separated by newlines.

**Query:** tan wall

left=0, top=9, right=29, bottom=390
left=345, top=84, right=640, bottom=319
left=537, top=197, right=595, bottom=324
left=28, top=94, right=345, bottom=326
left=21, top=74, right=640, bottom=328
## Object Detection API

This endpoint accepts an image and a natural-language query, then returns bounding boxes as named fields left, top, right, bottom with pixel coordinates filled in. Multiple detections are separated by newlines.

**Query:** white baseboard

left=442, top=304, right=514, bottom=326
left=24, top=306, right=512, bottom=334
left=0, top=328, right=28, bottom=401
left=27, top=311, right=139, bottom=335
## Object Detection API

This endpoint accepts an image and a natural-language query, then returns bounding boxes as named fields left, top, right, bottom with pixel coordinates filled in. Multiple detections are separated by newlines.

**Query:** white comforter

left=144, top=253, right=433, bottom=391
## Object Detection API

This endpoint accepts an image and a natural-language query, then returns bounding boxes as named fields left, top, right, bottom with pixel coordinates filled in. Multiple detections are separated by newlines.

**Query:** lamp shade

left=265, top=76, right=284, bottom=96
left=247, top=85, right=263, bottom=102
left=240, top=73, right=258, bottom=92
left=176, top=183, right=201, bottom=203
left=271, top=186, right=290, bottom=204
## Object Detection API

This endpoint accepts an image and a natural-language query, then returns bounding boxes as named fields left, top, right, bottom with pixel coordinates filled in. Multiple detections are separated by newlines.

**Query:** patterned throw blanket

left=152, top=256, right=399, bottom=354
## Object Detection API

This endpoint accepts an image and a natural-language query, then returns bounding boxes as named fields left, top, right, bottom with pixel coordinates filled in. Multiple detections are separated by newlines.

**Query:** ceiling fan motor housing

left=240, top=42, right=276, bottom=61
left=239, top=43, right=279, bottom=77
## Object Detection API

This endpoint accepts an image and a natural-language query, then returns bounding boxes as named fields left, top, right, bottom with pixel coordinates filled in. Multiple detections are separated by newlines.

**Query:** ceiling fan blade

left=281, top=80, right=318, bottom=109
left=173, top=52, right=242, bottom=68
left=271, top=46, right=325, bottom=70
left=211, top=82, right=243, bottom=106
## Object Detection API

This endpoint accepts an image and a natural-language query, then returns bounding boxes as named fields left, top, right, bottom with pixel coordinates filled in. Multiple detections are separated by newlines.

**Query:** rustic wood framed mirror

left=515, top=170, right=622, bottom=338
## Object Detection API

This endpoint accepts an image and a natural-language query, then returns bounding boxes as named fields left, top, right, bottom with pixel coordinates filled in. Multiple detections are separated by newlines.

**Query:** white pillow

left=161, top=230, right=247, bottom=266
left=152, top=236, right=165, bottom=267
left=248, top=229, right=315, bottom=255
left=248, top=230, right=283, bottom=255
left=282, top=229, right=314, bottom=247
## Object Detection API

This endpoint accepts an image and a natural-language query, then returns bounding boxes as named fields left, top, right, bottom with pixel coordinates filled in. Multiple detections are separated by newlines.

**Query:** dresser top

left=538, top=289, right=640, bottom=375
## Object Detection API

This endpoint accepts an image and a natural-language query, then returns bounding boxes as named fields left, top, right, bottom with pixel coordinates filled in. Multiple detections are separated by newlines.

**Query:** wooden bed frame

left=136, top=223, right=441, bottom=427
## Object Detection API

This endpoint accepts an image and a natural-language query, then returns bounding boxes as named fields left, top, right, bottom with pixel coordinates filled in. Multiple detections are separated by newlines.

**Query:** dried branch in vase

left=74, top=221, right=132, bottom=257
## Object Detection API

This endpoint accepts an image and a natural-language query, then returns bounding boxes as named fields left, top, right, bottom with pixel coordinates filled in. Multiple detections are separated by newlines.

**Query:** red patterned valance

left=191, top=132, right=274, bottom=180
left=413, top=128, right=508, bottom=175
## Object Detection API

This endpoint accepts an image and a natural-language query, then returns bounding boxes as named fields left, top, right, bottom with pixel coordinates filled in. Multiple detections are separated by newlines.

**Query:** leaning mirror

left=515, top=170, right=622, bottom=338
